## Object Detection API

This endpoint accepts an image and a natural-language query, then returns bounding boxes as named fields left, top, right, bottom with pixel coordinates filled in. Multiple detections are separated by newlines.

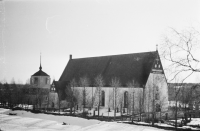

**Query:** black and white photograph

left=0, top=0, right=200, bottom=130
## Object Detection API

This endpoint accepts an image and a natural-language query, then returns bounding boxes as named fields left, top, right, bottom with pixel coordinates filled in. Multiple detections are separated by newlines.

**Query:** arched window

left=156, top=103, right=161, bottom=112
left=124, top=91, right=128, bottom=108
left=101, top=90, right=105, bottom=106
left=51, top=83, right=55, bottom=92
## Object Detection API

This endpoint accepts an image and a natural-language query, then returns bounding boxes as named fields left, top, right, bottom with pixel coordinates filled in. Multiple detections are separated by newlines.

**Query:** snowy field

left=0, top=108, right=169, bottom=131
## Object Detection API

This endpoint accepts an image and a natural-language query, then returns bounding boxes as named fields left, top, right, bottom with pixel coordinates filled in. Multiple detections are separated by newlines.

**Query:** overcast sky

left=0, top=0, right=200, bottom=84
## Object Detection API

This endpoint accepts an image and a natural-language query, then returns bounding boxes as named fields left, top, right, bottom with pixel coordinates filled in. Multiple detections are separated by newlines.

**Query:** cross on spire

left=156, top=44, right=158, bottom=51
left=39, top=52, right=42, bottom=70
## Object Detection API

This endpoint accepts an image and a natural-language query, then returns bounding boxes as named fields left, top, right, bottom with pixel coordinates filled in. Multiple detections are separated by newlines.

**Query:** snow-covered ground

left=3, top=109, right=100, bottom=127
left=188, top=118, right=200, bottom=127
left=0, top=108, right=176, bottom=131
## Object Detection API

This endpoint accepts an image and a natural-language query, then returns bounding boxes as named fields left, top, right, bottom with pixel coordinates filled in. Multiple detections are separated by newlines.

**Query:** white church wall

left=144, top=73, right=168, bottom=113
left=73, top=86, right=144, bottom=113
left=48, top=92, right=59, bottom=109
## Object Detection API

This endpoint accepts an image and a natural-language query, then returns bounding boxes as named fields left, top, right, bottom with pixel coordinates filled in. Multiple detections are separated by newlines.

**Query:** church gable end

left=151, top=51, right=164, bottom=74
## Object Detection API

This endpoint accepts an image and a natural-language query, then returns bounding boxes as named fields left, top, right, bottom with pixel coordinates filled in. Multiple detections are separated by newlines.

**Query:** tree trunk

left=175, top=99, right=178, bottom=129
left=114, top=88, right=116, bottom=121
left=98, top=90, right=100, bottom=119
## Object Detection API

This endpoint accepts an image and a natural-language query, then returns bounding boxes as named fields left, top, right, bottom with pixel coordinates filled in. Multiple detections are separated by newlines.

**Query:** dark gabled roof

left=32, top=70, right=49, bottom=76
left=59, top=51, right=159, bottom=87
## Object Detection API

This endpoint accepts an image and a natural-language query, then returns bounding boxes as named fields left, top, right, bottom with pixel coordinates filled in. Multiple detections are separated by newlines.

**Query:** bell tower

left=30, top=53, right=51, bottom=88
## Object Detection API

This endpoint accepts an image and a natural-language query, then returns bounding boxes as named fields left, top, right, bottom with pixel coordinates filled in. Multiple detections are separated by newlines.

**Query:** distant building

left=168, top=83, right=200, bottom=111
left=54, top=50, right=169, bottom=114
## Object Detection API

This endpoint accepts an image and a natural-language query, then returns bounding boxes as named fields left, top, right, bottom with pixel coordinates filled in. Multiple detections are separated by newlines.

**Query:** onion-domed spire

left=32, top=52, right=49, bottom=76
left=39, top=53, right=42, bottom=70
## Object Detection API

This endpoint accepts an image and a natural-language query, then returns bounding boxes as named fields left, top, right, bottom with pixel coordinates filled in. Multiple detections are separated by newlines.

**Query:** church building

left=55, top=50, right=169, bottom=114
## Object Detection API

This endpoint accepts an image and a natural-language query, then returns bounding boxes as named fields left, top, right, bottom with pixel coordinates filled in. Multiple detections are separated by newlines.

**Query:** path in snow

left=0, top=108, right=167, bottom=131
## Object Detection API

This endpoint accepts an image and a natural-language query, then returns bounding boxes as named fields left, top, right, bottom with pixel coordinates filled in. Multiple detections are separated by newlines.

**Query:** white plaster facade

left=74, top=86, right=142, bottom=114
left=144, top=73, right=168, bottom=113
left=72, top=73, right=168, bottom=114
left=30, top=76, right=51, bottom=88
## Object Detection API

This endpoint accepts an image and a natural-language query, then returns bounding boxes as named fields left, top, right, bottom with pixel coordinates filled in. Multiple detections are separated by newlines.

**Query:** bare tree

left=179, top=85, right=192, bottom=115
left=73, top=87, right=80, bottom=112
left=161, top=28, right=200, bottom=128
left=57, top=89, right=62, bottom=113
left=178, top=84, right=200, bottom=120
left=174, top=83, right=182, bottom=129
left=0, top=82, right=4, bottom=106
left=110, top=77, right=121, bottom=121
left=26, top=78, right=30, bottom=84
left=117, top=92, right=123, bottom=117
left=138, top=90, right=144, bottom=121
left=127, top=80, right=136, bottom=119
left=107, top=89, right=113, bottom=117
left=94, top=74, right=105, bottom=119
left=70, top=78, right=77, bottom=115
left=168, top=79, right=184, bottom=129
left=79, top=76, right=90, bottom=114
left=156, top=86, right=167, bottom=120
left=144, top=81, right=153, bottom=123
left=161, top=28, right=200, bottom=82
left=4, top=83, right=12, bottom=108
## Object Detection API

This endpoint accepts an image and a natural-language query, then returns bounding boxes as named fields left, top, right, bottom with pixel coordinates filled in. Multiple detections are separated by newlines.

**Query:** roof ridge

left=72, top=51, right=157, bottom=60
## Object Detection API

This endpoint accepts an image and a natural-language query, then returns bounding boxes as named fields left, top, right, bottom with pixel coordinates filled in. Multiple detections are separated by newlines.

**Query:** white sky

left=0, top=0, right=200, bottom=83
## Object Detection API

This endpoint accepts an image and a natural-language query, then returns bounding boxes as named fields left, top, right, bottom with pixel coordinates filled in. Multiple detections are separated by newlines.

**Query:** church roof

left=32, top=70, right=49, bottom=76
left=53, top=80, right=70, bottom=100
left=59, top=51, right=158, bottom=87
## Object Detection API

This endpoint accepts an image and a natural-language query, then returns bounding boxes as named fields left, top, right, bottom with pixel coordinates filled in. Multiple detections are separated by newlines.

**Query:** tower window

left=34, top=77, right=38, bottom=85
left=46, top=78, right=48, bottom=84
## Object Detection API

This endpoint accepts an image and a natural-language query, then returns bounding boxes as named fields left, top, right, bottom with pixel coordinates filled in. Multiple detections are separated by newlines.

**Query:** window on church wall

left=156, top=103, right=161, bottom=112
left=156, top=86, right=159, bottom=91
left=101, top=90, right=105, bottom=106
left=124, top=91, right=128, bottom=108
left=155, top=93, right=159, bottom=100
